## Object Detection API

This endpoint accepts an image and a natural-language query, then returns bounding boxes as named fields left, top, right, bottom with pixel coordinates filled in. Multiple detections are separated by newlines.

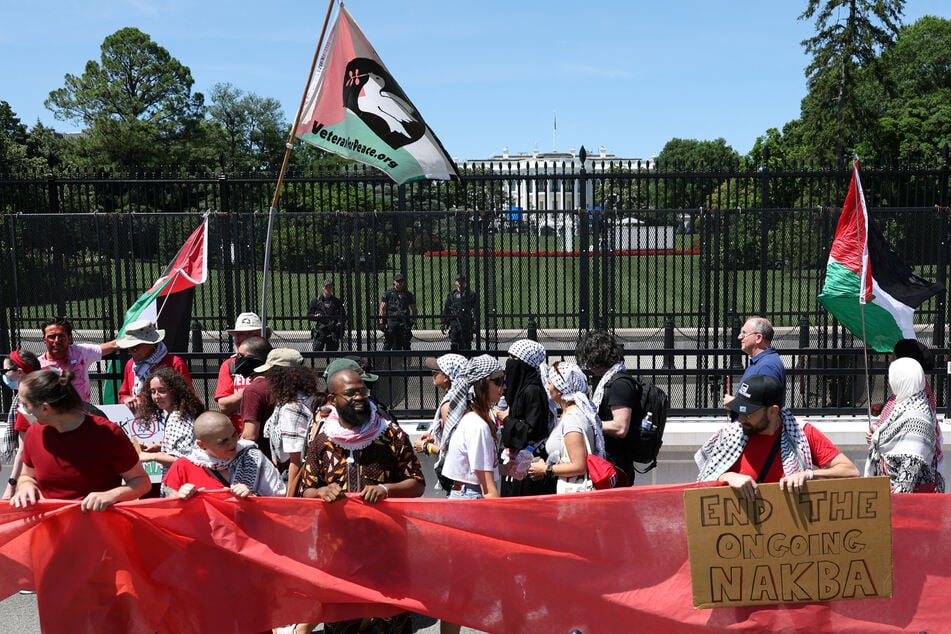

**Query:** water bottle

left=496, top=395, right=508, bottom=411
left=514, top=444, right=535, bottom=479
left=640, top=411, right=654, bottom=432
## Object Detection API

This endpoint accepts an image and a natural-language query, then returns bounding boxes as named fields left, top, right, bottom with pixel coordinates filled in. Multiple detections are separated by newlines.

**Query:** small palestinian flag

left=818, top=162, right=943, bottom=352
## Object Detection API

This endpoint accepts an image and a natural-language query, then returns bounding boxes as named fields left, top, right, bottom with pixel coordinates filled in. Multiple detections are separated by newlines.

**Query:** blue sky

left=2, top=1, right=949, bottom=161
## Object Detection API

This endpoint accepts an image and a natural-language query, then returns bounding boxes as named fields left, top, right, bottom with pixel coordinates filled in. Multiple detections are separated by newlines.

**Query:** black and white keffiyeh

left=161, top=410, right=196, bottom=469
left=592, top=361, right=626, bottom=409
left=434, top=354, right=502, bottom=475
left=131, top=342, right=169, bottom=396
left=430, top=353, right=472, bottom=446
left=548, top=361, right=606, bottom=459
left=695, top=408, right=814, bottom=482
left=0, top=392, right=21, bottom=462
left=184, top=439, right=286, bottom=496
left=866, top=357, right=945, bottom=493
left=508, top=339, right=558, bottom=425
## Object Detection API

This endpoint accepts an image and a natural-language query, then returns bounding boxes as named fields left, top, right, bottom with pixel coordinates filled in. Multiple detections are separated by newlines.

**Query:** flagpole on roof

left=852, top=156, right=875, bottom=431
left=258, top=0, right=338, bottom=336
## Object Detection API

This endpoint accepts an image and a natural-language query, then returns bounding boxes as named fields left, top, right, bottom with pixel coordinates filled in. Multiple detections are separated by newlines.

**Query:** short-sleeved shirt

left=728, top=423, right=842, bottom=483
left=738, top=348, right=786, bottom=400
left=22, top=414, right=140, bottom=500
left=442, top=411, right=500, bottom=486
left=214, top=356, right=252, bottom=430
left=40, top=344, right=103, bottom=402
left=300, top=418, right=424, bottom=492
left=599, top=374, right=641, bottom=475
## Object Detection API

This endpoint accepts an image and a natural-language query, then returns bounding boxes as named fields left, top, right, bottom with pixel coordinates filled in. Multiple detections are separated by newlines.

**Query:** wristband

left=806, top=469, right=814, bottom=481
left=546, top=464, right=554, bottom=477
left=379, top=484, right=389, bottom=498
left=7, top=478, right=16, bottom=487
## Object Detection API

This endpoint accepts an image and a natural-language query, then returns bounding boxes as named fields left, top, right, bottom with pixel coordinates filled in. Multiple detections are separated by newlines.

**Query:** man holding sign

left=696, top=375, right=859, bottom=501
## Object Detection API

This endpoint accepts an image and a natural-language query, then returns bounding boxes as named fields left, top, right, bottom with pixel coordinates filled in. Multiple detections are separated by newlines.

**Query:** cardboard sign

left=684, top=477, right=892, bottom=608
left=99, top=404, right=166, bottom=483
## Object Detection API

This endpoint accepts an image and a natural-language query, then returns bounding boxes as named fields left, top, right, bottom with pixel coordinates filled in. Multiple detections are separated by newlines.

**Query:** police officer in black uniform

left=441, top=273, right=477, bottom=351
left=308, top=278, right=346, bottom=351
left=377, top=273, right=416, bottom=350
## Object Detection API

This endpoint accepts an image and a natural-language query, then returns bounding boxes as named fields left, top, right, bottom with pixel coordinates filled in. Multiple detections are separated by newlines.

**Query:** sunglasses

left=487, top=375, right=505, bottom=387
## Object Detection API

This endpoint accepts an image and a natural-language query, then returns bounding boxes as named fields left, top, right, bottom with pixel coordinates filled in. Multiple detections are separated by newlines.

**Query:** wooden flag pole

left=259, top=0, right=337, bottom=334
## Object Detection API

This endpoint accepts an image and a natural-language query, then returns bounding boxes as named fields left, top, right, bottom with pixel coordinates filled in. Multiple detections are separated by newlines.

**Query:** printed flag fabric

left=1, top=486, right=951, bottom=633
left=294, top=6, right=460, bottom=185
left=818, top=162, right=943, bottom=352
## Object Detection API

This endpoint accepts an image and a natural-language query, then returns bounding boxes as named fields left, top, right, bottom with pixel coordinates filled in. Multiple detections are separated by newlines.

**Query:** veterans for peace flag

left=294, top=5, right=460, bottom=185
left=818, top=161, right=942, bottom=352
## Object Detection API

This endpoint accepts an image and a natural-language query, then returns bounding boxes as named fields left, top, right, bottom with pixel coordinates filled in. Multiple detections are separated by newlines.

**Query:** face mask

left=17, top=405, right=37, bottom=424
left=3, top=375, right=18, bottom=390
left=233, top=356, right=264, bottom=378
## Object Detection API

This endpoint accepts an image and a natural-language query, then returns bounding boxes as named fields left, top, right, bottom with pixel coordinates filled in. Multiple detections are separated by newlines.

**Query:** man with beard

left=695, top=375, right=858, bottom=502
left=293, top=368, right=424, bottom=634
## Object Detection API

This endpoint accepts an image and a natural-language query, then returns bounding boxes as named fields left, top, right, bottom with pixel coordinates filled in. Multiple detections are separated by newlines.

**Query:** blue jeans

left=448, top=482, right=483, bottom=499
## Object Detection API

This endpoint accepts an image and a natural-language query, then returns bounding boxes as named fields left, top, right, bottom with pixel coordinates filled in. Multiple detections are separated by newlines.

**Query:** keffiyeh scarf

left=434, top=354, right=502, bottom=475
left=866, top=389, right=944, bottom=493
left=161, top=410, right=196, bottom=468
left=508, top=339, right=557, bottom=425
left=131, top=342, right=169, bottom=396
left=695, top=409, right=814, bottom=482
left=322, top=402, right=388, bottom=451
left=184, top=439, right=284, bottom=496
left=592, top=361, right=626, bottom=410
left=548, top=361, right=606, bottom=459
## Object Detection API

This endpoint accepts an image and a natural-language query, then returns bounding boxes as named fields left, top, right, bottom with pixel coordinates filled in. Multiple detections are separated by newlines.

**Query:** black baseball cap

left=394, top=273, right=405, bottom=281
left=727, top=375, right=783, bottom=414
left=456, top=273, right=467, bottom=282
left=322, top=278, right=333, bottom=286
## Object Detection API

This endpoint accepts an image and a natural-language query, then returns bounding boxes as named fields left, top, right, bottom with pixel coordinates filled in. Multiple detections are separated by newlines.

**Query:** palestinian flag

left=818, top=162, right=943, bottom=352
left=103, top=216, right=208, bottom=403
left=294, top=5, right=460, bottom=185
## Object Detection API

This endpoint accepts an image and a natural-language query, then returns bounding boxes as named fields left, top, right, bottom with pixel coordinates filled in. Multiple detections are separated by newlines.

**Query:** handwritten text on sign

left=684, top=477, right=892, bottom=608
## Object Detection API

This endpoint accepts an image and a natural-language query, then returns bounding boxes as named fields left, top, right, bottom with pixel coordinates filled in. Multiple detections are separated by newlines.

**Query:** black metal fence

left=1, top=157, right=949, bottom=417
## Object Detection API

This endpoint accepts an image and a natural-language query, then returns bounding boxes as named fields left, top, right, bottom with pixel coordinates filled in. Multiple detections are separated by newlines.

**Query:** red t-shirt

left=728, top=423, right=842, bottom=483
left=163, top=457, right=228, bottom=492
left=22, top=414, right=140, bottom=500
left=118, top=354, right=192, bottom=402
left=214, top=356, right=252, bottom=431
left=238, top=377, right=273, bottom=437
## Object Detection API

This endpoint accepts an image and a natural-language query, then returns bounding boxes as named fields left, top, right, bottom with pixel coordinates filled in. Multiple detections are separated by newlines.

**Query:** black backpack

left=606, top=372, right=669, bottom=475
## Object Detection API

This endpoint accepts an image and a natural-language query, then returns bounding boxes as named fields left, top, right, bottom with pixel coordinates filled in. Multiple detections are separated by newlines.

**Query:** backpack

left=605, top=372, right=669, bottom=476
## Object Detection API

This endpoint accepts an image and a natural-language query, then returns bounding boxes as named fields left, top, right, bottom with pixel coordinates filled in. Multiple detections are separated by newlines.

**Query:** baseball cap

left=323, top=357, right=379, bottom=382
left=322, top=278, right=334, bottom=287
left=254, top=348, right=304, bottom=373
left=727, top=375, right=784, bottom=414
left=456, top=273, right=467, bottom=282
left=394, top=273, right=405, bottom=282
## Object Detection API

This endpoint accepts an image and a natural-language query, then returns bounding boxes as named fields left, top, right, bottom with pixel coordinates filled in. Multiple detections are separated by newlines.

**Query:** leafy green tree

left=654, top=138, right=740, bottom=212
left=868, top=16, right=951, bottom=165
left=798, top=0, right=904, bottom=165
left=206, top=82, right=287, bottom=173
left=45, top=27, right=204, bottom=171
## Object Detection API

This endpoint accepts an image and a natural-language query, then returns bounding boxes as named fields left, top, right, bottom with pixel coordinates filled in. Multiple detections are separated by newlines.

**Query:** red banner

left=1, top=483, right=948, bottom=633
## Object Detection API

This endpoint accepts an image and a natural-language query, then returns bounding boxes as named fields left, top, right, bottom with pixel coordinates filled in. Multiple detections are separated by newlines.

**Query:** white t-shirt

left=545, top=408, right=596, bottom=465
left=442, top=411, right=500, bottom=486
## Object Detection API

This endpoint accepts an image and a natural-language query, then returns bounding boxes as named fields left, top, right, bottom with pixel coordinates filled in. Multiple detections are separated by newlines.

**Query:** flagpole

left=259, top=0, right=338, bottom=335
left=852, top=156, right=875, bottom=431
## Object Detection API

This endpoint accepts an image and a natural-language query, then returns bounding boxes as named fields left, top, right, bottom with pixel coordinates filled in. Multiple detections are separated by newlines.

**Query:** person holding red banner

left=1, top=350, right=41, bottom=500
left=695, top=374, right=859, bottom=502
left=9, top=369, right=150, bottom=511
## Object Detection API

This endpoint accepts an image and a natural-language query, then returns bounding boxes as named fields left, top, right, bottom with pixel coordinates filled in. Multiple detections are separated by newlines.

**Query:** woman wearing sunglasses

left=1, top=350, right=41, bottom=500
left=435, top=354, right=505, bottom=500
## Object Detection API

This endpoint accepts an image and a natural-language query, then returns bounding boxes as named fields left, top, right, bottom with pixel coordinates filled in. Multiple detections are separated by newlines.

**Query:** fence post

left=578, top=146, right=590, bottom=332
left=730, top=316, right=743, bottom=368
left=663, top=314, right=675, bottom=369
left=527, top=317, right=538, bottom=342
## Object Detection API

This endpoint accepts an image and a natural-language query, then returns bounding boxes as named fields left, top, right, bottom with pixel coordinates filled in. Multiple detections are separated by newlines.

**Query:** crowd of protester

left=1, top=313, right=945, bottom=632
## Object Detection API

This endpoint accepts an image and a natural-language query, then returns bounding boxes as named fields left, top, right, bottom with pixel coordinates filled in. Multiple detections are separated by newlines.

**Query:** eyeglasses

left=335, top=387, right=370, bottom=399
left=1, top=366, right=16, bottom=375
left=487, top=375, right=505, bottom=387
left=738, top=331, right=760, bottom=338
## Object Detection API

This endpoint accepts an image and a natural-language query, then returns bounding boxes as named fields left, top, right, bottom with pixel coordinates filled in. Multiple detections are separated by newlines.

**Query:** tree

left=206, top=83, right=287, bottom=173
left=654, top=138, right=740, bottom=211
left=45, top=27, right=204, bottom=170
left=798, top=0, right=904, bottom=165
left=868, top=16, right=951, bottom=165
